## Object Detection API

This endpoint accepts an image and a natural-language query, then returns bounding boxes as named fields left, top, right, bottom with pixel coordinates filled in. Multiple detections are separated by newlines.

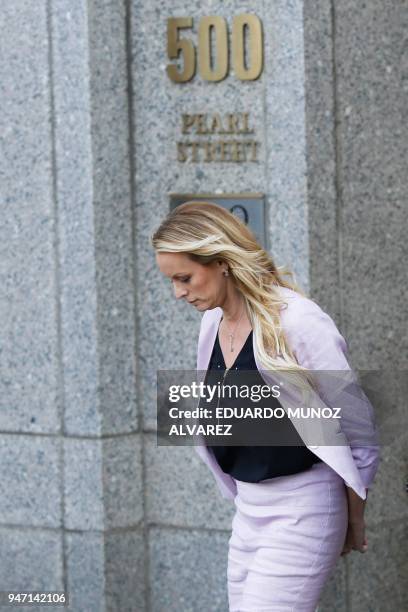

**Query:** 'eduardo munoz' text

left=168, top=406, right=342, bottom=420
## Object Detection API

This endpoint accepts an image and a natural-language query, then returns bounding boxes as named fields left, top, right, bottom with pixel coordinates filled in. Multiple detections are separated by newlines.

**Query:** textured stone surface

left=50, top=0, right=101, bottom=437
left=145, top=434, right=235, bottom=529
left=65, top=532, right=105, bottom=611
left=67, top=530, right=146, bottom=611
left=334, top=0, right=408, bottom=202
left=0, top=527, right=63, bottom=609
left=64, top=438, right=104, bottom=530
left=303, top=0, right=340, bottom=318
left=318, top=558, right=347, bottom=612
left=263, top=0, right=310, bottom=292
left=102, top=434, right=144, bottom=528
left=105, top=529, right=146, bottom=612
left=66, top=531, right=145, bottom=612
left=332, top=1, right=408, bottom=376
left=348, top=519, right=408, bottom=611
left=149, top=526, right=230, bottom=612
left=65, top=482, right=146, bottom=609
left=364, top=432, right=408, bottom=525
left=65, top=435, right=144, bottom=531
left=341, top=197, right=408, bottom=369
left=51, top=0, right=138, bottom=437
left=86, top=0, right=139, bottom=436
left=0, top=435, right=61, bottom=528
left=0, top=1, right=60, bottom=436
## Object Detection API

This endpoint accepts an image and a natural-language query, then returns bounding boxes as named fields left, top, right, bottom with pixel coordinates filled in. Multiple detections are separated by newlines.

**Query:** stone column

left=1, top=1, right=144, bottom=610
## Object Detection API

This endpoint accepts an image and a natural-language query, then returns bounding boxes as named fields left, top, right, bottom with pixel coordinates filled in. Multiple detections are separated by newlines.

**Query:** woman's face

left=155, top=252, right=227, bottom=310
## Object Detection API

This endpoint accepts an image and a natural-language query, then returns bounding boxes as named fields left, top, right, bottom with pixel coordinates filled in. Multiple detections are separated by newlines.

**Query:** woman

left=151, top=201, right=380, bottom=611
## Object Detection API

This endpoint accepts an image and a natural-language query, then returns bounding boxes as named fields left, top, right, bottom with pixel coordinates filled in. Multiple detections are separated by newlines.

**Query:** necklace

left=221, top=304, right=245, bottom=352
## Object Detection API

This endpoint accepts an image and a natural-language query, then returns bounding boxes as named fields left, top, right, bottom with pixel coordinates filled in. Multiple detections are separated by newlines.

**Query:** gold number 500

left=166, top=14, right=263, bottom=83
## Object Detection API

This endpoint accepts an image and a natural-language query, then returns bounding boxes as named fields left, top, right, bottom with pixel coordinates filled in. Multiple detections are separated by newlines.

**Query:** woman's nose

left=173, top=284, right=187, bottom=299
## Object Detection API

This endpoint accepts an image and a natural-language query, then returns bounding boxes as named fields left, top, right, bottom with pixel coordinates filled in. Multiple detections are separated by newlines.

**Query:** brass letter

left=196, top=114, right=208, bottom=135
left=177, top=142, right=188, bottom=162
left=190, top=142, right=200, bottom=162
left=219, top=140, right=229, bottom=162
left=182, top=114, right=196, bottom=134
left=226, top=114, right=240, bottom=134
left=231, top=140, right=245, bottom=162
left=210, top=113, right=223, bottom=134
left=241, top=113, right=254, bottom=134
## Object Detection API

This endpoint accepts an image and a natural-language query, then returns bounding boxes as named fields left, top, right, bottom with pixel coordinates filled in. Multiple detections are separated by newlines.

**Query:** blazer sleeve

left=286, top=300, right=381, bottom=491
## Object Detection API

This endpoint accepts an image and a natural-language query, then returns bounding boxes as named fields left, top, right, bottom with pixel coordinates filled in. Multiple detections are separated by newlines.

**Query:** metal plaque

left=169, top=193, right=267, bottom=249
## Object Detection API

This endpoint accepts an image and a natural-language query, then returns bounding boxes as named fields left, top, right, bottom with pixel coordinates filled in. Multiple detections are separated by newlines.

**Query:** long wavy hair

left=151, top=201, right=317, bottom=393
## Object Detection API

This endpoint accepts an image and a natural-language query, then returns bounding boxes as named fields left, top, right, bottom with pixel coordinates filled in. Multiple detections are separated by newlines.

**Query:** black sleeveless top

left=206, top=328, right=322, bottom=483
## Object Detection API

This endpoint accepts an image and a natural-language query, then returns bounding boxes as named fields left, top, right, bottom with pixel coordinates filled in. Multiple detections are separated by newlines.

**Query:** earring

left=223, top=269, right=229, bottom=277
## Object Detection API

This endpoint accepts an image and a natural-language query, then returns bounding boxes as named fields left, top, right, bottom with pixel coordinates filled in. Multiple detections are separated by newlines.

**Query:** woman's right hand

left=341, top=518, right=368, bottom=555
left=341, top=486, right=369, bottom=555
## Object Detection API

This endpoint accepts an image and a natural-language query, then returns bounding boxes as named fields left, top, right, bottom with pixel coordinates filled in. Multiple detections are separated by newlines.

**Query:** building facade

left=0, top=1, right=407, bottom=610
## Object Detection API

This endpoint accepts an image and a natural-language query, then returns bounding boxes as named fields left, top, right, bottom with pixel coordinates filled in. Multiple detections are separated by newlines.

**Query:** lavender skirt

left=227, top=461, right=348, bottom=611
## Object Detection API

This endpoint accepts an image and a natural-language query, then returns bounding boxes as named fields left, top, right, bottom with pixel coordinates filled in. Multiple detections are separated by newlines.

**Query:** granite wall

left=0, top=0, right=406, bottom=611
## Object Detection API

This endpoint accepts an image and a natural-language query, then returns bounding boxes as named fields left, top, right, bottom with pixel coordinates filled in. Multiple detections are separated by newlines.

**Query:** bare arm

left=341, top=486, right=368, bottom=555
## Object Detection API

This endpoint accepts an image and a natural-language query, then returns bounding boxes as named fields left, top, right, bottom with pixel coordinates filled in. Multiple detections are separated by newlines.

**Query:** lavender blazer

left=194, top=286, right=380, bottom=501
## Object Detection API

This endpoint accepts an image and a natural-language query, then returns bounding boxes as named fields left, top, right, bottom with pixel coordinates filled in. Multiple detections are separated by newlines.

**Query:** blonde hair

left=151, top=201, right=317, bottom=393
